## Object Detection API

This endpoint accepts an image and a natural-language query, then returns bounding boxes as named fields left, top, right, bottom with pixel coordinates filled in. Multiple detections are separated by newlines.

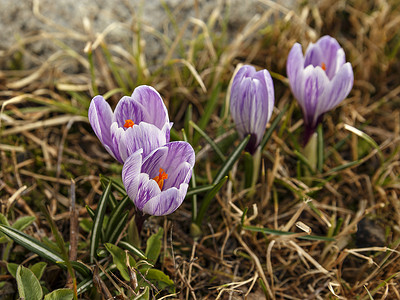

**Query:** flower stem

left=134, top=211, right=149, bottom=235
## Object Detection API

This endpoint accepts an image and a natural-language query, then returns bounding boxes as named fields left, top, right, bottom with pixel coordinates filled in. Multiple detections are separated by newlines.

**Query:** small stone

left=355, top=218, right=385, bottom=248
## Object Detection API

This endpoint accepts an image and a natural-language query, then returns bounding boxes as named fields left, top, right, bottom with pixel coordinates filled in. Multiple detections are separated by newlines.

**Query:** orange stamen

left=321, top=62, right=326, bottom=71
left=124, top=119, right=135, bottom=128
left=153, top=168, right=168, bottom=190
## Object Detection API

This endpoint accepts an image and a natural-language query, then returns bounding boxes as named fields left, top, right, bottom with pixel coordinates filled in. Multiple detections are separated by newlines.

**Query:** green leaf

left=41, top=205, right=77, bottom=285
left=0, top=225, right=91, bottom=277
left=362, top=272, right=400, bottom=300
left=325, top=160, right=361, bottom=174
left=79, top=218, right=93, bottom=233
left=100, top=176, right=127, bottom=196
left=87, top=46, right=98, bottom=95
left=7, top=262, right=19, bottom=278
left=90, top=181, right=112, bottom=263
left=213, top=134, right=250, bottom=184
left=294, top=150, right=315, bottom=175
left=85, top=205, right=95, bottom=220
left=128, top=215, right=141, bottom=249
left=242, top=225, right=335, bottom=241
left=105, top=195, right=131, bottom=242
left=317, top=124, right=324, bottom=173
left=107, top=211, right=129, bottom=244
left=259, top=103, right=288, bottom=151
left=104, top=243, right=135, bottom=281
left=133, top=285, right=149, bottom=300
left=16, top=265, right=43, bottom=300
left=0, top=213, right=10, bottom=226
left=144, top=227, right=164, bottom=268
left=76, top=265, right=117, bottom=295
left=189, top=120, right=226, bottom=161
left=186, top=184, right=214, bottom=198
left=193, top=84, right=221, bottom=145
left=12, top=216, right=36, bottom=231
left=119, top=241, right=147, bottom=260
left=101, top=43, right=129, bottom=95
left=44, top=288, right=74, bottom=300
left=0, top=213, right=11, bottom=243
left=244, top=151, right=253, bottom=188
left=195, top=176, right=228, bottom=227
left=30, top=262, right=47, bottom=280
left=192, top=134, right=249, bottom=227
left=184, top=104, right=193, bottom=142
left=343, top=124, right=383, bottom=162
left=144, top=268, right=175, bottom=292
left=0, top=225, right=63, bottom=262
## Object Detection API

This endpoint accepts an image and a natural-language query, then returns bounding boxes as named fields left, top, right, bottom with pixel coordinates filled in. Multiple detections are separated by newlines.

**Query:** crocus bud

left=287, top=35, right=354, bottom=144
left=230, top=65, right=275, bottom=154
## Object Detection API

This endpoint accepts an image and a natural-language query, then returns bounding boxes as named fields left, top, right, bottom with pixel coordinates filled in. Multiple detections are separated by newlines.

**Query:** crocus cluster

left=229, top=65, right=275, bottom=154
left=89, top=85, right=195, bottom=216
left=287, top=35, right=354, bottom=144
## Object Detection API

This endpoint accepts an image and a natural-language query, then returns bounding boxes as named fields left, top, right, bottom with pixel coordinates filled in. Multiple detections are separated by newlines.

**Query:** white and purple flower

left=287, top=35, right=354, bottom=143
left=230, top=65, right=275, bottom=154
left=122, top=141, right=195, bottom=216
left=88, top=85, right=172, bottom=163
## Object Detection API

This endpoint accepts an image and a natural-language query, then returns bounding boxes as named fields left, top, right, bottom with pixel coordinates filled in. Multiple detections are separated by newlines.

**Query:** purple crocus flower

left=122, top=141, right=195, bottom=216
left=230, top=65, right=275, bottom=154
left=88, top=85, right=172, bottom=163
left=287, top=35, right=354, bottom=144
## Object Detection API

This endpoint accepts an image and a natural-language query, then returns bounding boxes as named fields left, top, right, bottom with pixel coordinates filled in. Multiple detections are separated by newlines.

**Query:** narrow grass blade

left=105, top=195, right=131, bottom=241
left=87, top=46, right=98, bottom=95
left=195, top=176, right=228, bottom=226
left=294, top=150, right=315, bottom=175
left=0, top=225, right=91, bottom=277
left=181, top=128, right=198, bottom=222
left=213, top=134, right=250, bottom=184
left=184, top=104, right=193, bottom=143
left=325, top=160, right=361, bottom=174
left=241, top=207, right=249, bottom=226
left=194, top=84, right=221, bottom=145
left=101, top=43, right=129, bottom=95
left=90, top=181, right=112, bottom=263
left=66, top=91, right=90, bottom=111
left=242, top=225, right=335, bottom=241
left=362, top=272, right=400, bottom=300
left=41, top=205, right=77, bottom=289
left=343, top=124, right=383, bottom=161
left=100, top=180, right=116, bottom=209
left=258, top=278, right=269, bottom=299
left=189, top=120, right=226, bottom=161
left=100, top=176, right=126, bottom=196
left=364, top=286, right=374, bottom=300
left=260, top=104, right=288, bottom=151
left=170, top=128, right=181, bottom=141
left=85, top=205, right=95, bottom=220
left=103, top=88, right=125, bottom=100
left=118, top=241, right=147, bottom=260
left=186, top=184, right=214, bottom=198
